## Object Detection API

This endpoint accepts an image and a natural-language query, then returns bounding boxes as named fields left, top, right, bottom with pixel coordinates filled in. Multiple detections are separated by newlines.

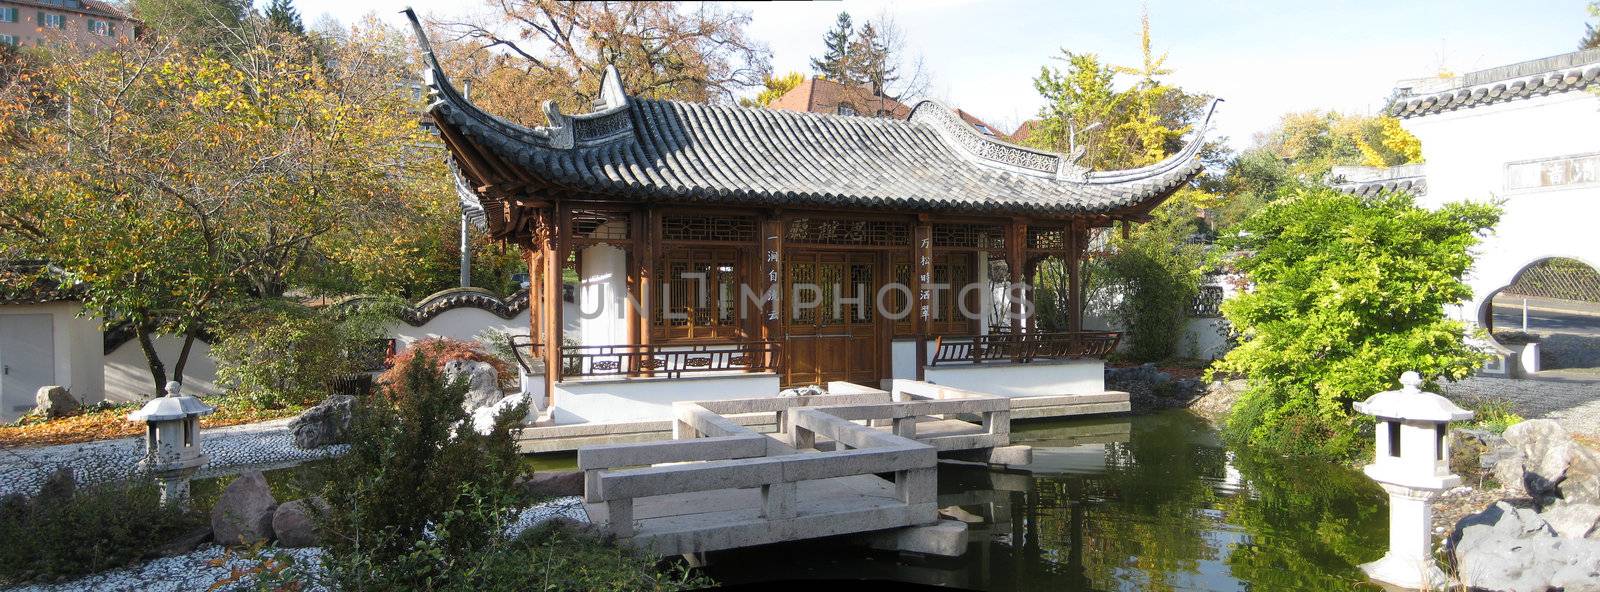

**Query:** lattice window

left=891, top=255, right=914, bottom=336
left=789, top=260, right=816, bottom=325
left=929, top=253, right=977, bottom=335
left=651, top=249, right=743, bottom=340
left=661, top=214, right=757, bottom=242
left=787, top=218, right=910, bottom=246
left=1191, top=285, right=1224, bottom=318
left=1027, top=226, right=1068, bottom=251
left=933, top=223, right=1006, bottom=250
left=570, top=209, right=630, bottom=241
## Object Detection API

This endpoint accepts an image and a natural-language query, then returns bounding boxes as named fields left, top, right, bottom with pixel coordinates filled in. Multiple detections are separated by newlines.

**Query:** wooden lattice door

left=783, top=251, right=880, bottom=387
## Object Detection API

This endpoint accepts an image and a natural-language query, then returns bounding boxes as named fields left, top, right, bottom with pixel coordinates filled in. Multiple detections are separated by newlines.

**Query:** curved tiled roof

left=1327, top=164, right=1428, bottom=197
left=1389, top=49, right=1600, bottom=119
left=404, top=10, right=1216, bottom=219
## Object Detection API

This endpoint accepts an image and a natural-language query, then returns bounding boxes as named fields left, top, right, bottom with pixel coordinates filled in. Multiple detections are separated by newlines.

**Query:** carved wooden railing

left=928, top=331, right=1120, bottom=366
left=508, top=335, right=780, bottom=380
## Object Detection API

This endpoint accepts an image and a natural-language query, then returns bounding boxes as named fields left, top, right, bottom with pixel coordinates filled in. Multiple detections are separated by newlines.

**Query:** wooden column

left=629, top=207, right=654, bottom=374
left=541, top=204, right=567, bottom=406
left=1067, top=219, right=1084, bottom=333
left=760, top=215, right=785, bottom=371
left=1008, top=219, right=1028, bottom=338
left=913, top=216, right=932, bottom=379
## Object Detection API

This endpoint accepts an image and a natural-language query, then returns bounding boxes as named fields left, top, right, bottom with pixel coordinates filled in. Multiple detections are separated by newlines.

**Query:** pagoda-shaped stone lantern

left=1352, top=371, right=1473, bottom=590
left=128, top=381, right=215, bottom=507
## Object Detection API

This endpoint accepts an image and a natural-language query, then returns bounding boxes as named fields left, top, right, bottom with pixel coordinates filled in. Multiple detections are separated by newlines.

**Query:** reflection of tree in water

left=1012, top=412, right=1388, bottom=592
left=1220, top=451, right=1388, bottom=590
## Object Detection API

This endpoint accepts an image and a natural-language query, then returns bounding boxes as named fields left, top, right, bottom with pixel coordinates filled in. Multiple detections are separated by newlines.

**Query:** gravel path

left=1439, top=375, right=1600, bottom=437
left=0, top=419, right=345, bottom=498
left=8, top=497, right=589, bottom=592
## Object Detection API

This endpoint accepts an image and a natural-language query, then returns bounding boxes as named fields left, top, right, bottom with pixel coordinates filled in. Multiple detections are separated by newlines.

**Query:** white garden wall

left=104, top=333, right=221, bottom=402
left=550, top=372, right=781, bottom=424
left=922, top=359, right=1105, bottom=398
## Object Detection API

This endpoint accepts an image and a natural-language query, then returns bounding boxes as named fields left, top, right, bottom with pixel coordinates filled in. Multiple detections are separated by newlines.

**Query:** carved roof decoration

left=334, top=287, right=530, bottom=327
left=1327, top=164, right=1429, bottom=197
left=404, top=9, right=1216, bottom=224
left=1389, top=48, right=1600, bottom=119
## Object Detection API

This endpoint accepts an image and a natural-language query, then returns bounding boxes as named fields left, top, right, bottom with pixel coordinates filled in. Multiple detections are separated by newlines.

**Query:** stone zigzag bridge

left=577, top=380, right=1035, bottom=558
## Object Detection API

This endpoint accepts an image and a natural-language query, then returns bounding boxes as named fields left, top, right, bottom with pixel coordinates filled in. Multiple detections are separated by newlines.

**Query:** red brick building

left=0, top=0, right=133, bottom=49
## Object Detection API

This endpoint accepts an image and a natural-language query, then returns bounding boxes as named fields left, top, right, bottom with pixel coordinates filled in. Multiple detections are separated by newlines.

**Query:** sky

left=294, top=0, right=1591, bottom=152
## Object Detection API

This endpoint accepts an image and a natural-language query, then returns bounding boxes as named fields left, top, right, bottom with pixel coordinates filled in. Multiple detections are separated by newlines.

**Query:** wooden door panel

left=782, top=251, right=881, bottom=387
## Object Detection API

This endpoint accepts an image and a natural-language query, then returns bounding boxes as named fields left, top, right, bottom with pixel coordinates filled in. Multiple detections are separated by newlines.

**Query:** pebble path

left=9, top=497, right=589, bottom=592
left=0, top=418, right=346, bottom=498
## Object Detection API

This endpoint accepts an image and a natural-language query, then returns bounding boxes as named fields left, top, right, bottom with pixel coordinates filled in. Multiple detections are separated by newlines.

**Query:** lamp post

left=128, top=381, right=216, bottom=508
left=1352, top=371, right=1474, bottom=590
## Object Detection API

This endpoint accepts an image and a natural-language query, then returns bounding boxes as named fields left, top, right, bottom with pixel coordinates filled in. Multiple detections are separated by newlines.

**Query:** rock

left=272, top=497, right=328, bottom=548
left=156, top=526, right=212, bottom=557
left=443, top=359, right=503, bottom=413
left=1546, top=503, right=1600, bottom=539
left=1502, top=419, right=1600, bottom=507
left=779, top=385, right=826, bottom=397
left=37, top=467, right=74, bottom=503
left=1452, top=501, right=1600, bottom=592
left=288, top=395, right=355, bottom=449
left=210, top=471, right=277, bottom=546
left=1187, top=379, right=1245, bottom=425
left=471, top=393, right=536, bottom=435
left=516, top=470, right=584, bottom=499
left=32, top=386, right=79, bottom=419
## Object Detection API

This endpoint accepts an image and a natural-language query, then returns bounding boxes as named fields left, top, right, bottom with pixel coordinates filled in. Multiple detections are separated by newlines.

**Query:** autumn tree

left=130, top=0, right=250, bottom=48
left=0, top=21, right=443, bottom=394
left=739, top=71, right=804, bottom=108
left=433, top=1, right=771, bottom=126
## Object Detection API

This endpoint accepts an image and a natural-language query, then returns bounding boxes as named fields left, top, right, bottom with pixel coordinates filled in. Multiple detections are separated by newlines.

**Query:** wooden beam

left=1067, top=219, right=1084, bottom=333
left=1008, top=218, right=1027, bottom=338
left=760, top=215, right=785, bottom=374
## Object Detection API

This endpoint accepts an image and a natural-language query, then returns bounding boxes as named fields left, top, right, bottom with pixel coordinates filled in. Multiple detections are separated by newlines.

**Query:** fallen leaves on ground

left=0, top=398, right=304, bottom=448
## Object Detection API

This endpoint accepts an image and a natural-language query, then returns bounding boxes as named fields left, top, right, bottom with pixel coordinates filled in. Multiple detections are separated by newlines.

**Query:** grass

left=0, top=394, right=305, bottom=448
left=1459, top=396, right=1524, bottom=434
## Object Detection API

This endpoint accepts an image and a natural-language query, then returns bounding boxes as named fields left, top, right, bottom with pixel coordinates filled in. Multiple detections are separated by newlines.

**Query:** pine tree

left=810, top=12, right=855, bottom=83
left=1583, top=1, right=1600, bottom=49
left=847, top=22, right=897, bottom=97
left=264, top=0, right=303, bottom=36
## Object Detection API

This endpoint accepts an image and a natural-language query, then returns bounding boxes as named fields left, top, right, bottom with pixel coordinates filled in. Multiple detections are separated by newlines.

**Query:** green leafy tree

left=263, top=0, right=304, bottom=36
left=739, top=71, right=804, bottom=108
left=810, top=11, right=856, bottom=84
left=1088, top=192, right=1207, bottom=361
left=1209, top=184, right=1500, bottom=459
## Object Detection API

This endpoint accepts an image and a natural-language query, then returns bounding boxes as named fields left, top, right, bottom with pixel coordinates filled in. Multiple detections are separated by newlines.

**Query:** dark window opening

left=1387, top=421, right=1402, bottom=458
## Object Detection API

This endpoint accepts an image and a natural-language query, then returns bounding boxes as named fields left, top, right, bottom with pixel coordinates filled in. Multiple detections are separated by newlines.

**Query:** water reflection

left=706, top=410, right=1390, bottom=591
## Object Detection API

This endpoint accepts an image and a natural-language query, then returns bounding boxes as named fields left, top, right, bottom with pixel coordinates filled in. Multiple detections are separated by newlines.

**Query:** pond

left=701, top=410, right=1392, bottom=591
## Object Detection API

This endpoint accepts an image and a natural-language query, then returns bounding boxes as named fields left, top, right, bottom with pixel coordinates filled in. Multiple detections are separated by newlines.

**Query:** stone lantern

left=1352, top=371, right=1473, bottom=590
left=127, top=381, right=215, bottom=507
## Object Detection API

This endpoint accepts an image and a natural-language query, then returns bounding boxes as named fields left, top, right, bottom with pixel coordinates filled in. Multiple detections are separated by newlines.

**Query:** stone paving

left=0, top=418, right=346, bottom=498
left=8, top=497, right=589, bottom=592
left=1439, top=375, right=1600, bottom=437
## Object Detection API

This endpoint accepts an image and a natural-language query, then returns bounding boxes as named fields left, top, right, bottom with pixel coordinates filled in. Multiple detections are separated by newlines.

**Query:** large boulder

left=470, top=393, right=536, bottom=435
left=211, top=471, right=277, bottom=546
left=443, top=359, right=503, bottom=413
left=32, top=386, right=79, bottom=419
left=271, top=497, right=328, bottom=548
left=288, top=395, right=355, bottom=449
left=1501, top=419, right=1600, bottom=507
left=1451, top=501, right=1600, bottom=592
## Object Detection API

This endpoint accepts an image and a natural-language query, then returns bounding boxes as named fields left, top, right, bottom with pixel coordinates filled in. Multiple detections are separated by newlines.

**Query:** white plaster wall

left=0, top=302, right=104, bottom=413
left=104, top=334, right=220, bottom=402
left=889, top=338, right=939, bottom=380
left=1402, top=91, right=1600, bottom=323
left=577, top=244, right=629, bottom=347
left=387, top=307, right=532, bottom=351
left=551, top=373, right=780, bottom=424
left=922, top=359, right=1106, bottom=398
left=1181, top=318, right=1230, bottom=360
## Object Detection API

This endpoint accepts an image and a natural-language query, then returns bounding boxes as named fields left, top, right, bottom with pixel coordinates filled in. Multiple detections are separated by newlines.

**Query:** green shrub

left=0, top=478, right=202, bottom=584
left=212, top=299, right=400, bottom=409
left=1077, top=191, right=1206, bottom=362
left=1462, top=397, right=1524, bottom=434
left=317, top=350, right=528, bottom=588
left=1210, top=184, right=1500, bottom=459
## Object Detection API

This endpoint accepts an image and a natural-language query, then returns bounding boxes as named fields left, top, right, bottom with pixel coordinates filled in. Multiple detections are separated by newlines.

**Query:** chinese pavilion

left=406, top=12, right=1217, bottom=423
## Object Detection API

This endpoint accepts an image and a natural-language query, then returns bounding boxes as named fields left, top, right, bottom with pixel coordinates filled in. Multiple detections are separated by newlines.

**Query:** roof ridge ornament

left=907, top=99, right=1078, bottom=180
